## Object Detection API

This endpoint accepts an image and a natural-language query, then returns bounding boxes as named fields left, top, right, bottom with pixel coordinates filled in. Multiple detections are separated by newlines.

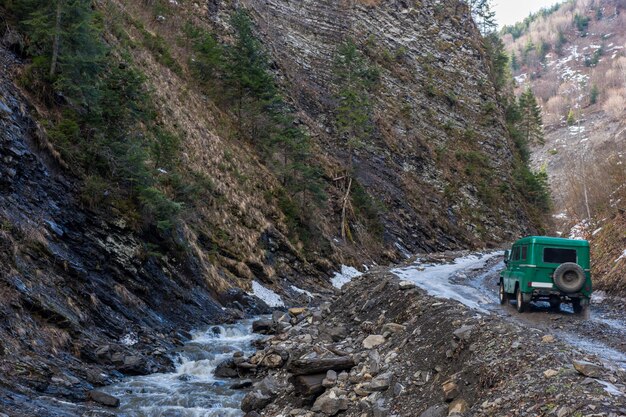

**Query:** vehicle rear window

left=543, top=248, right=577, bottom=264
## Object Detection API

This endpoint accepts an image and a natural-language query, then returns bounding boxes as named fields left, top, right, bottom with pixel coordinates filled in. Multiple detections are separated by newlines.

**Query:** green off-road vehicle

left=500, top=236, right=592, bottom=314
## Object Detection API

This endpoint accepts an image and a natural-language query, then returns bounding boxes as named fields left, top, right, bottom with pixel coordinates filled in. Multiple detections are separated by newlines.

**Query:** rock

left=542, top=335, right=555, bottom=343
left=288, top=355, right=355, bottom=376
left=290, top=373, right=326, bottom=397
left=448, top=398, right=469, bottom=415
left=261, top=353, right=284, bottom=368
left=363, top=335, right=386, bottom=349
left=214, top=358, right=239, bottom=378
left=382, top=323, right=406, bottom=334
left=256, top=375, right=282, bottom=396
left=573, top=360, right=604, bottom=378
left=453, top=325, right=474, bottom=342
left=543, top=369, right=559, bottom=378
left=442, top=380, right=459, bottom=401
left=230, top=379, right=253, bottom=389
left=312, top=389, right=349, bottom=415
left=556, top=406, right=570, bottom=417
left=119, top=355, right=148, bottom=375
left=324, top=324, right=349, bottom=342
left=399, top=281, right=416, bottom=290
left=289, top=307, right=307, bottom=316
left=369, top=372, right=393, bottom=391
left=88, top=390, right=120, bottom=408
left=393, top=382, right=404, bottom=396
left=419, top=404, right=448, bottom=417
left=243, top=412, right=262, bottom=417
left=322, top=370, right=338, bottom=388
left=252, top=319, right=273, bottom=334
left=241, top=391, right=272, bottom=413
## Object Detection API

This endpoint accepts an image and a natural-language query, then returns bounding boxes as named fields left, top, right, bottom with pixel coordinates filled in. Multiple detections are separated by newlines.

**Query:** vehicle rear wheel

left=516, top=286, right=527, bottom=313
left=499, top=280, right=508, bottom=305
left=572, top=299, right=585, bottom=314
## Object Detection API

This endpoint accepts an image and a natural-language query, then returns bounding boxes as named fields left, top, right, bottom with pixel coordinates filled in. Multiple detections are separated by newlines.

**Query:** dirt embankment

left=227, top=269, right=626, bottom=417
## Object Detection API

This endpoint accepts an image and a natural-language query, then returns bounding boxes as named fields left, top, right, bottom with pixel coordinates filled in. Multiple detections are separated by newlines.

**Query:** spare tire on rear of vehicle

left=553, top=262, right=585, bottom=293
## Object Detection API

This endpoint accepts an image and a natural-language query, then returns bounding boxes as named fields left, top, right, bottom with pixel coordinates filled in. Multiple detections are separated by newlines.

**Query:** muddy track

left=411, top=253, right=626, bottom=369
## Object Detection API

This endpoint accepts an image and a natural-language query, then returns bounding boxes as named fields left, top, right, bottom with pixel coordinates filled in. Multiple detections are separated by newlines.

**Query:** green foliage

left=465, top=0, right=497, bottom=34
left=518, top=87, right=544, bottom=145
left=574, top=14, right=590, bottom=36
left=555, top=30, right=567, bottom=55
left=184, top=23, right=224, bottom=85
left=333, top=39, right=380, bottom=168
left=4, top=2, right=184, bottom=236
left=13, top=0, right=105, bottom=106
left=350, top=181, right=385, bottom=240
left=584, top=46, right=603, bottom=67
left=483, top=33, right=510, bottom=92
left=590, top=84, right=600, bottom=105
left=567, top=108, right=576, bottom=126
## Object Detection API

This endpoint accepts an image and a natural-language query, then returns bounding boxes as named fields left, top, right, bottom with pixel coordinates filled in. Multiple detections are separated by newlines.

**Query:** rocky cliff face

left=0, top=0, right=539, bottom=412
left=230, top=0, right=533, bottom=252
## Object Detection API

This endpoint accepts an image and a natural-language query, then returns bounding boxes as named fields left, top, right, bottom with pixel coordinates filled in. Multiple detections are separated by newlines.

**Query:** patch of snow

left=595, top=380, right=623, bottom=396
left=251, top=281, right=284, bottom=307
left=331, top=265, right=362, bottom=289
left=120, top=333, right=138, bottom=346
left=553, top=212, right=568, bottom=220
left=614, top=250, right=626, bottom=263
left=569, top=219, right=590, bottom=240
left=290, top=285, right=314, bottom=298
left=591, top=291, right=607, bottom=304
left=392, top=252, right=501, bottom=312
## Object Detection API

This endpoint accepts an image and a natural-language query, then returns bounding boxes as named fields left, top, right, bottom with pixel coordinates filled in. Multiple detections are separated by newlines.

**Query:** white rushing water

left=102, top=320, right=261, bottom=417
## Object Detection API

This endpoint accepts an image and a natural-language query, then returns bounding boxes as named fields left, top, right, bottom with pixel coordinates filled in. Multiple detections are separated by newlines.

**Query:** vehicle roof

left=513, top=236, right=590, bottom=247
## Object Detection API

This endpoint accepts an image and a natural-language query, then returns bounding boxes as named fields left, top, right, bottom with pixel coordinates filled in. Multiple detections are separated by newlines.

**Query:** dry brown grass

left=603, top=88, right=626, bottom=120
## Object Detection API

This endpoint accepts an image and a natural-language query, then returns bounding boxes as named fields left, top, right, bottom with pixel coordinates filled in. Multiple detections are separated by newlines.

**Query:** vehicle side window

left=521, top=246, right=528, bottom=261
left=512, top=247, right=520, bottom=261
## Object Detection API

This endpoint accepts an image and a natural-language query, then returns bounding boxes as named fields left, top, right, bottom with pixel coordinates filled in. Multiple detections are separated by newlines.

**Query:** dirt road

left=393, top=252, right=626, bottom=370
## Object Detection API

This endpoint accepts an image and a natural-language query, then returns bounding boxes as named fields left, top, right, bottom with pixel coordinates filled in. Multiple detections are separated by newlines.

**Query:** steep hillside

left=503, top=0, right=626, bottom=220
left=0, top=0, right=544, bottom=412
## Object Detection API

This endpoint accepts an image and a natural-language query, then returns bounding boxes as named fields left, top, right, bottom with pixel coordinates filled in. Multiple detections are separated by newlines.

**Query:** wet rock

left=363, top=335, right=385, bottom=349
left=230, top=379, right=253, bottom=389
left=448, top=398, right=469, bottom=415
left=252, top=319, right=273, bottom=334
left=215, top=358, right=239, bottom=378
left=573, top=360, right=604, bottom=378
left=119, top=355, right=148, bottom=375
left=243, top=412, right=261, bottom=417
left=419, top=404, right=448, bottom=417
left=241, top=390, right=273, bottom=413
left=311, top=389, right=349, bottom=416
left=88, top=390, right=120, bottom=408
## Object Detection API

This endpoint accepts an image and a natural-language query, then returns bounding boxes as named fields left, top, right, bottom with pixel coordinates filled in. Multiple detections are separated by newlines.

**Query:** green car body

left=500, top=236, right=592, bottom=313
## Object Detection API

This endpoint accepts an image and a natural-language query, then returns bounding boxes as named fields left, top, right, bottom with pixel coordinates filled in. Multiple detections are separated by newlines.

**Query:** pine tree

left=333, top=39, right=379, bottom=240
left=466, top=0, right=497, bottom=34
left=224, top=10, right=277, bottom=137
left=23, top=0, right=105, bottom=106
left=518, top=87, right=544, bottom=145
